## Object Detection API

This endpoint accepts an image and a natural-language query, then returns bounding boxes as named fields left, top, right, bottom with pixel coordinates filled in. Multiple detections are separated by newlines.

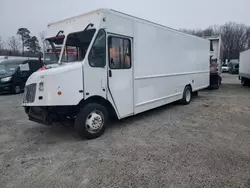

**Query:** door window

left=19, top=61, right=31, bottom=77
left=29, top=60, right=42, bottom=72
left=108, top=37, right=131, bottom=69
left=88, top=29, right=106, bottom=67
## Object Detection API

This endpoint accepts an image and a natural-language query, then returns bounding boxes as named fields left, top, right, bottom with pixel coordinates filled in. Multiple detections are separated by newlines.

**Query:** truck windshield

left=44, top=52, right=75, bottom=65
left=44, top=29, right=96, bottom=65
left=61, top=29, right=96, bottom=63
left=43, top=36, right=64, bottom=65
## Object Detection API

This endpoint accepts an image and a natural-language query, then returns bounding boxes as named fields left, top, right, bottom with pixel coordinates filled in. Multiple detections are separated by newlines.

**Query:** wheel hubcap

left=186, top=89, right=191, bottom=102
left=85, top=110, right=104, bottom=134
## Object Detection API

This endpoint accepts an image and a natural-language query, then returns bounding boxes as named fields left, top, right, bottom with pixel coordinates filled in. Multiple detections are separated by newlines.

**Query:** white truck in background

left=22, top=9, right=210, bottom=139
left=239, top=49, right=250, bottom=86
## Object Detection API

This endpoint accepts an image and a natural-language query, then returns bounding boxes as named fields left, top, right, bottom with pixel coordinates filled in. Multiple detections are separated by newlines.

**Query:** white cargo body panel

left=239, top=49, right=250, bottom=79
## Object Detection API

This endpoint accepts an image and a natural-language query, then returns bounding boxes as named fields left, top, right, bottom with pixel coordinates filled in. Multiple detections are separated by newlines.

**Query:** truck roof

left=48, top=8, right=105, bottom=26
left=48, top=8, right=208, bottom=42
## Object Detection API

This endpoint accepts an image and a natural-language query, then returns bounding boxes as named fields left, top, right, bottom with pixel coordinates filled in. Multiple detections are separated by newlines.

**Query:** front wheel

left=180, top=86, right=192, bottom=105
left=75, top=103, right=108, bottom=139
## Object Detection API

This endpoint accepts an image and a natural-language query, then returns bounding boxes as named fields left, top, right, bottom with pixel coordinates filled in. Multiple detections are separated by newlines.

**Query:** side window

left=29, top=61, right=42, bottom=72
left=108, top=37, right=131, bottom=69
left=88, top=29, right=106, bottom=67
left=19, top=61, right=31, bottom=76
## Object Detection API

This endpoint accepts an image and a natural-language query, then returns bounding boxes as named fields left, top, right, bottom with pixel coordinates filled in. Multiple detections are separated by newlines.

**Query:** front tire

left=75, top=103, right=108, bottom=139
left=180, top=86, right=192, bottom=105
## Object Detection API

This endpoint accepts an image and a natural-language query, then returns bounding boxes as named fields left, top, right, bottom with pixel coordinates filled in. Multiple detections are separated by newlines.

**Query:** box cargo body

left=23, top=9, right=210, bottom=139
left=239, top=49, right=250, bottom=85
left=131, top=17, right=210, bottom=114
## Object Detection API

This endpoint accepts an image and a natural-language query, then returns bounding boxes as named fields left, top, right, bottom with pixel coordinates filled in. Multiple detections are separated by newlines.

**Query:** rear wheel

left=75, top=103, right=108, bottom=139
left=12, top=85, right=21, bottom=94
left=180, top=86, right=192, bottom=105
left=242, top=78, right=249, bottom=86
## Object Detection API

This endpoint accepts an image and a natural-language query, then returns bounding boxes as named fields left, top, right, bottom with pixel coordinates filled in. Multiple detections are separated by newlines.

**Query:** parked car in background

left=228, top=59, right=239, bottom=74
left=0, top=59, right=43, bottom=94
left=222, top=64, right=229, bottom=72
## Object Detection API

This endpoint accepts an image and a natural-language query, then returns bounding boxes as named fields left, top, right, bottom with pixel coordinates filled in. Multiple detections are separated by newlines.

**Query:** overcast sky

left=1, top=0, right=250, bottom=40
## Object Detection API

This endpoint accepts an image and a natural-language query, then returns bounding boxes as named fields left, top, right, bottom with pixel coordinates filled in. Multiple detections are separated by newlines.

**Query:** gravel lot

left=0, top=74, right=250, bottom=188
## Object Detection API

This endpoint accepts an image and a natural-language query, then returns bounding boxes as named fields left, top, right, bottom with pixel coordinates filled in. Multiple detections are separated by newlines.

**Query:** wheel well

left=78, top=96, right=117, bottom=119
left=186, top=84, right=193, bottom=92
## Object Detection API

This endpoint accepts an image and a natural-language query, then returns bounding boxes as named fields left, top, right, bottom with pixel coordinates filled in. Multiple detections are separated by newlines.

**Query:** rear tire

left=180, top=86, right=192, bottom=105
left=75, top=103, right=108, bottom=139
left=12, top=85, right=21, bottom=94
left=242, top=78, right=248, bottom=86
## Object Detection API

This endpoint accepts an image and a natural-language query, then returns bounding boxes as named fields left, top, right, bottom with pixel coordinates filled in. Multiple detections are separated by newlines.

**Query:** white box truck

left=239, top=49, right=250, bottom=86
left=22, top=9, right=210, bottom=139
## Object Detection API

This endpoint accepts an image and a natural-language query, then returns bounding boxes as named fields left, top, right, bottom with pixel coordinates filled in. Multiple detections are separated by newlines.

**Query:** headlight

left=39, top=82, right=44, bottom=91
left=1, top=76, right=12, bottom=82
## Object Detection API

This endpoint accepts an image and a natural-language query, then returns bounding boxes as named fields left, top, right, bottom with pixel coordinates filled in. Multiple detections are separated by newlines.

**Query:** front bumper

left=0, top=83, right=11, bottom=93
left=25, top=106, right=77, bottom=126
left=25, top=106, right=52, bottom=126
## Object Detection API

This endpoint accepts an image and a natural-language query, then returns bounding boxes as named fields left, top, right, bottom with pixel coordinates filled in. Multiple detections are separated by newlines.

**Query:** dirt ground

left=0, top=74, right=250, bottom=188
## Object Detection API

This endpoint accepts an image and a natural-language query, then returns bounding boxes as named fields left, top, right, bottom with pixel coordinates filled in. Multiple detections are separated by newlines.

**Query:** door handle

left=109, top=69, right=112, bottom=77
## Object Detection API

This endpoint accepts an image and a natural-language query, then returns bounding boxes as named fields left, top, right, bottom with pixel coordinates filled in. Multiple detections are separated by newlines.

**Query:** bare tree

left=246, top=28, right=250, bottom=49
left=8, top=36, right=21, bottom=54
left=220, top=22, right=249, bottom=60
left=0, top=37, right=4, bottom=51
left=180, top=22, right=250, bottom=60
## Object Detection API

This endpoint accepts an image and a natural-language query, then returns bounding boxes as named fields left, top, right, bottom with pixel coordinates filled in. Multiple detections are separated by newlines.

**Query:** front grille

left=23, top=83, right=36, bottom=103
